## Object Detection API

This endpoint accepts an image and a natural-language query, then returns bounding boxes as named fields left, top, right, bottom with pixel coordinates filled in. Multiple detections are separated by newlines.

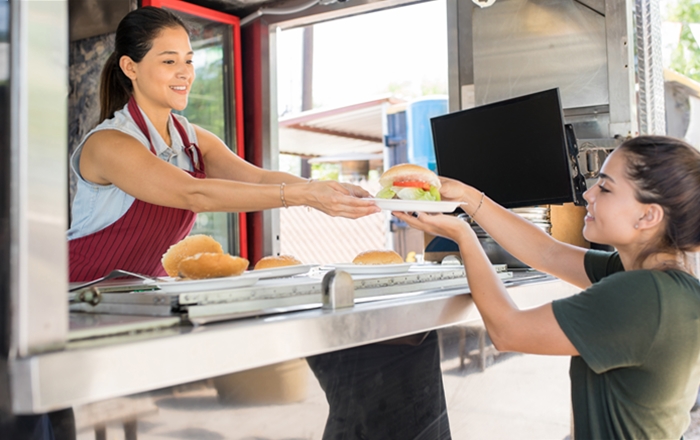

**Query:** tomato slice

left=394, top=181, right=431, bottom=191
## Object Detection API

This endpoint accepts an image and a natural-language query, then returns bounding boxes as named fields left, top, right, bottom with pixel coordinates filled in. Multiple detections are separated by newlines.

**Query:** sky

left=276, top=0, right=448, bottom=116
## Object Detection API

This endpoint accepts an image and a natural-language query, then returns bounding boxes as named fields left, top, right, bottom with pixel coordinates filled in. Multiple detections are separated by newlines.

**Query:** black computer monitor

left=431, top=88, right=577, bottom=209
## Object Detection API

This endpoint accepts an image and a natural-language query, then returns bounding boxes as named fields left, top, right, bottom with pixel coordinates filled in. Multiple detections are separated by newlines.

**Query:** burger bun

left=254, top=255, right=303, bottom=270
left=177, top=252, right=249, bottom=280
left=379, top=163, right=440, bottom=189
left=352, top=250, right=404, bottom=265
left=162, top=235, right=224, bottom=278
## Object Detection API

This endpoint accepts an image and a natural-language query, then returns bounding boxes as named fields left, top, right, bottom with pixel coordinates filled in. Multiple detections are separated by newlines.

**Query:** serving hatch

left=67, top=264, right=526, bottom=333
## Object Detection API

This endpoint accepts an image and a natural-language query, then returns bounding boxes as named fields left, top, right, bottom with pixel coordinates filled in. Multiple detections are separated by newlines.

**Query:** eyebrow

left=157, top=50, right=194, bottom=56
left=599, top=173, right=615, bottom=183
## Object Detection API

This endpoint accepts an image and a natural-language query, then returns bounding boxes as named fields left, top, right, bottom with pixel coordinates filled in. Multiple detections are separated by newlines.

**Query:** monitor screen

left=431, top=88, right=575, bottom=209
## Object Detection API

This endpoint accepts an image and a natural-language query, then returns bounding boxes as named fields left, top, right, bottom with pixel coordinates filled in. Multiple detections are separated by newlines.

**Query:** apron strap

left=127, top=96, right=157, bottom=155
left=127, top=96, right=205, bottom=174
left=171, top=115, right=206, bottom=174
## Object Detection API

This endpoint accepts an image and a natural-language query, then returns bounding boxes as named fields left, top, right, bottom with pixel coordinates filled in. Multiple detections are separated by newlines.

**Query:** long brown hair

left=99, top=7, right=188, bottom=121
left=617, top=136, right=700, bottom=270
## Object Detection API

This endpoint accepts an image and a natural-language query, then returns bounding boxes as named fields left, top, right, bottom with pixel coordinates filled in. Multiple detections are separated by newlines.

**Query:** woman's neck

left=132, top=96, right=172, bottom=146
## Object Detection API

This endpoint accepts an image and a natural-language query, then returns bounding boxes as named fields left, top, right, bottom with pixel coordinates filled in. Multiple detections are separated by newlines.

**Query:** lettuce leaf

left=376, top=187, right=396, bottom=199
left=376, top=185, right=441, bottom=201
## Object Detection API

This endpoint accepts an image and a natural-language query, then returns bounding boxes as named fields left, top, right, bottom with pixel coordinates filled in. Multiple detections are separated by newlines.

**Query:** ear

left=637, top=204, right=664, bottom=230
left=119, top=55, right=137, bottom=81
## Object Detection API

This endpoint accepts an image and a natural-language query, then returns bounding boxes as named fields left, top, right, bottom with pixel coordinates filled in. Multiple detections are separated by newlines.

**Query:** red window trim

left=142, top=0, right=247, bottom=258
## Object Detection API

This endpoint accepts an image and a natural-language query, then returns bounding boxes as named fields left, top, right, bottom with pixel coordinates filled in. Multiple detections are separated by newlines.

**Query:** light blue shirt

left=68, top=103, right=198, bottom=240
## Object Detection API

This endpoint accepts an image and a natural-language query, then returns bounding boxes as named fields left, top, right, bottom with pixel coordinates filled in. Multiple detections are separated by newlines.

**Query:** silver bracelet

left=280, top=183, right=288, bottom=208
left=471, top=192, right=485, bottom=218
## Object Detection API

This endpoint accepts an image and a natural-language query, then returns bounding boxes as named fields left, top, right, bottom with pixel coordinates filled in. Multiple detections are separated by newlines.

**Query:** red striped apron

left=69, top=97, right=206, bottom=282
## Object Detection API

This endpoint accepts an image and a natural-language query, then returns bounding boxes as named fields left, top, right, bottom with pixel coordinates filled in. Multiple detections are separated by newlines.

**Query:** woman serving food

left=395, top=135, right=700, bottom=439
left=67, top=6, right=379, bottom=282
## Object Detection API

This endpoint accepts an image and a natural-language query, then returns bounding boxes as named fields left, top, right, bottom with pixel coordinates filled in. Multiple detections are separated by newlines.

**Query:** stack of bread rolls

left=161, top=235, right=249, bottom=279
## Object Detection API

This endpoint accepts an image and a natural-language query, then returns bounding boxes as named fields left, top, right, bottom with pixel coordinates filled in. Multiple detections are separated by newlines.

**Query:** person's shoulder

left=650, top=269, right=700, bottom=299
left=84, top=128, right=142, bottom=146
left=586, top=270, right=662, bottom=305
left=598, top=269, right=660, bottom=289
left=81, top=129, right=150, bottom=164
left=585, top=249, right=624, bottom=282
left=593, top=269, right=700, bottom=305
left=85, top=110, right=148, bottom=148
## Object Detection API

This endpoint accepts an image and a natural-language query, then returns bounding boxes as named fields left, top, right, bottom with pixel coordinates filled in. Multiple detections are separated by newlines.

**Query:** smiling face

left=582, top=149, right=651, bottom=249
left=120, top=26, right=194, bottom=112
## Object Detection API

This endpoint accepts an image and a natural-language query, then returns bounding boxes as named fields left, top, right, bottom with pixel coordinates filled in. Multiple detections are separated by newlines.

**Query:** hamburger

left=376, top=163, right=441, bottom=202
left=254, top=255, right=302, bottom=270
left=352, top=250, right=404, bottom=265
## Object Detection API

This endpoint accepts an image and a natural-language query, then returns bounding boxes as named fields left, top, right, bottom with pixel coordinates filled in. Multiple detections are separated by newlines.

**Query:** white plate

left=410, top=264, right=464, bottom=271
left=153, top=273, right=259, bottom=293
left=323, top=263, right=413, bottom=275
left=247, top=264, right=318, bottom=280
left=370, top=198, right=459, bottom=213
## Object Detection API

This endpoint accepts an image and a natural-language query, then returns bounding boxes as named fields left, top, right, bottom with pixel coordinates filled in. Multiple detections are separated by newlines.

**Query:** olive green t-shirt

left=552, top=250, right=700, bottom=439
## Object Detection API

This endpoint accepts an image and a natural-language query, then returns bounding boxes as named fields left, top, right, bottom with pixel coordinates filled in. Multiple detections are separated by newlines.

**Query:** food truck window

left=143, top=0, right=247, bottom=257
left=274, top=2, right=449, bottom=263
left=432, top=88, right=576, bottom=209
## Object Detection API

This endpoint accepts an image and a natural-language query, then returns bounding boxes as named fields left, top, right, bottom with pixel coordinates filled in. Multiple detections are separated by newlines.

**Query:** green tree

left=668, top=0, right=700, bottom=81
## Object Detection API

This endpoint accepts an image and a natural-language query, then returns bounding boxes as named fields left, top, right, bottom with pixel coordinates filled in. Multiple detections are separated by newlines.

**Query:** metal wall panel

left=0, top=0, right=12, bottom=413
left=472, top=0, right=608, bottom=110
left=11, top=0, right=69, bottom=357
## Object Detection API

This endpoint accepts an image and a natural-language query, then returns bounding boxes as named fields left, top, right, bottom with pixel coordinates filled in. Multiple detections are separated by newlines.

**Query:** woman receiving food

left=67, top=6, right=379, bottom=282
left=395, top=135, right=700, bottom=439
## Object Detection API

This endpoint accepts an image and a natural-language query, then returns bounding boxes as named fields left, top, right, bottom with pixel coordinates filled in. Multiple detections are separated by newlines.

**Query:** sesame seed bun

left=352, top=250, right=404, bottom=265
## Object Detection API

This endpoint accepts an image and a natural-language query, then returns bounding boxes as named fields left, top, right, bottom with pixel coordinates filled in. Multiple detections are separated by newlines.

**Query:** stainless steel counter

left=10, top=275, right=578, bottom=414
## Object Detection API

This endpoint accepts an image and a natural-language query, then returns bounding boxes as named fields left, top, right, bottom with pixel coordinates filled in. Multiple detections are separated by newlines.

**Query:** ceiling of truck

left=187, top=0, right=315, bottom=16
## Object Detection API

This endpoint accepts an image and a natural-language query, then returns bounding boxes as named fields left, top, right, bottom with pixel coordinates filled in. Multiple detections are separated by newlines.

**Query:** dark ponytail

left=618, top=136, right=700, bottom=269
left=99, top=7, right=188, bottom=121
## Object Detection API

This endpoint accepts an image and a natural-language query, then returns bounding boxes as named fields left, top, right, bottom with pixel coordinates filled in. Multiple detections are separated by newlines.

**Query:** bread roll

left=352, top=250, right=403, bottom=265
left=162, top=234, right=223, bottom=277
left=177, top=252, right=249, bottom=279
left=379, top=163, right=441, bottom=190
left=254, top=255, right=302, bottom=270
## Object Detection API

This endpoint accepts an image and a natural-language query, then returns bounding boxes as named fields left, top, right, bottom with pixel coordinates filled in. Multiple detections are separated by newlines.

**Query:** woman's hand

left=437, top=177, right=469, bottom=201
left=392, top=211, right=474, bottom=244
left=290, top=180, right=380, bottom=219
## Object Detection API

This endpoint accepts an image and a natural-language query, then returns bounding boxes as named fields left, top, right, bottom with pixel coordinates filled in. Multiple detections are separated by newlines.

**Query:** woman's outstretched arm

left=439, top=177, right=591, bottom=289
left=393, top=211, right=578, bottom=356
left=79, top=129, right=380, bottom=218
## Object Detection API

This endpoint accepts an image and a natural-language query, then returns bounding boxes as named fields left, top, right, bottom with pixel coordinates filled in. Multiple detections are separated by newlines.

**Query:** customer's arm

left=439, top=177, right=591, bottom=289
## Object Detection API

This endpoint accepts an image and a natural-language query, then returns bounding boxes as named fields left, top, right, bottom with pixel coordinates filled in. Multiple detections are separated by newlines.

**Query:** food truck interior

left=1, top=0, right=676, bottom=438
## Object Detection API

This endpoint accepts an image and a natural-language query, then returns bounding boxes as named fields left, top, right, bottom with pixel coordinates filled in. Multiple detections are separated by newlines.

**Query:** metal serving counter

left=10, top=270, right=578, bottom=414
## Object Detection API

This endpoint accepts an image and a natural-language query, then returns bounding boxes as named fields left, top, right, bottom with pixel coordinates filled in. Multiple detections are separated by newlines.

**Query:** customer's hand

left=392, top=211, right=474, bottom=243
left=290, top=180, right=380, bottom=219
left=437, top=177, right=469, bottom=201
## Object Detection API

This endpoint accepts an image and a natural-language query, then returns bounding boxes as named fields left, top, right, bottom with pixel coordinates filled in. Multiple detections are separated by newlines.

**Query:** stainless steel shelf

left=11, top=275, right=578, bottom=414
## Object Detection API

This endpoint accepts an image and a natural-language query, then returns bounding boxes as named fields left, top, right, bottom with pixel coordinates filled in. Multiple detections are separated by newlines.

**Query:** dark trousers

left=0, top=408, right=75, bottom=440
left=307, top=330, right=451, bottom=440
